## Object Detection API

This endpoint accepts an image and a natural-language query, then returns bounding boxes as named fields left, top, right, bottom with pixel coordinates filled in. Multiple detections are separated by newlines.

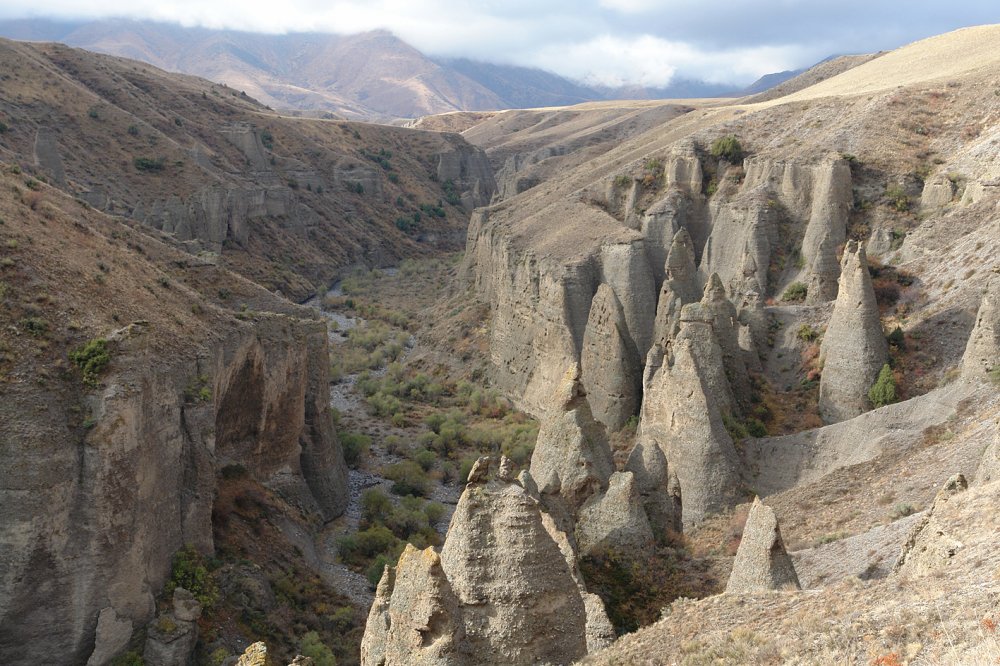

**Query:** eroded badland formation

left=1, top=21, right=999, bottom=666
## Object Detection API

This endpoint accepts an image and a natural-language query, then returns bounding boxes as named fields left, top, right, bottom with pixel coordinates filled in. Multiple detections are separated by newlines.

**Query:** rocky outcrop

left=236, top=642, right=268, bottom=666
left=361, top=545, right=465, bottom=666
left=894, top=475, right=969, bottom=577
left=0, top=312, right=348, bottom=664
left=699, top=273, right=751, bottom=406
left=435, top=140, right=497, bottom=211
left=664, top=228, right=701, bottom=304
left=600, top=240, right=657, bottom=361
left=638, top=339, right=742, bottom=527
left=624, top=438, right=683, bottom=535
left=575, top=471, right=655, bottom=558
left=362, top=457, right=596, bottom=666
left=86, top=608, right=133, bottom=666
left=143, top=588, right=202, bottom=666
left=528, top=371, right=615, bottom=512
left=725, top=498, right=800, bottom=593
left=962, top=274, right=1000, bottom=380
left=799, top=159, right=852, bottom=303
left=580, top=285, right=642, bottom=432
left=818, top=241, right=889, bottom=423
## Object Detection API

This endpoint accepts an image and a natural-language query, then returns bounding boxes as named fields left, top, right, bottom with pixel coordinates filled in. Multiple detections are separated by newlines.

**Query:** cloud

left=524, top=34, right=806, bottom=87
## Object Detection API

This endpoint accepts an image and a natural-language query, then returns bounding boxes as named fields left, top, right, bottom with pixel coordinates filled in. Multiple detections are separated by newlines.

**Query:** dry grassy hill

left=0, top=38, right=495, bottom=301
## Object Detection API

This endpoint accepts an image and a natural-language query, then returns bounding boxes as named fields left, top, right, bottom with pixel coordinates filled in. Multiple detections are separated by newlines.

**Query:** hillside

left=0, top=38, right=494, bottom=301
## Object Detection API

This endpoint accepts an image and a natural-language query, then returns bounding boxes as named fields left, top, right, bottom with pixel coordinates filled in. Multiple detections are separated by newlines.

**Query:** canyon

left=1, top=21, right=999, bottom=666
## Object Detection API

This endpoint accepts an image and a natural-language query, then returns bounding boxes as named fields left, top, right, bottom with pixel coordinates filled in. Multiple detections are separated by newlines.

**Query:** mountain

left=0, top=18, right=814, bottom=120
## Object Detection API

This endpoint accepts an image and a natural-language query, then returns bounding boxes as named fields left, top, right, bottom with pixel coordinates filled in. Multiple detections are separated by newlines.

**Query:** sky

left=2, top=1, right=998, bottom=87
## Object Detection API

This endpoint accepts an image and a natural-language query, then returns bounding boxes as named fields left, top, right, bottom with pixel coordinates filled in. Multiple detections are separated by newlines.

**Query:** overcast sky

left=3, top=1, right=998, bottom=86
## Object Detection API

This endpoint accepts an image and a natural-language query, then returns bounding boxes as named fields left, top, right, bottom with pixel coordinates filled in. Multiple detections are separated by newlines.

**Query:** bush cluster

left=69, top=338, right=110, bottom=386
left=710, top=136, right=744, bottom=163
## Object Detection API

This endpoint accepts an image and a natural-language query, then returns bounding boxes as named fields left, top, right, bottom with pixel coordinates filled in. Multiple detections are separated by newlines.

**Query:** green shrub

left=890, top=502, right=916, bottom=519
left=782, top=282, right=808, bottom=303
left=710, top=135, right=744, bottom=163
left=133, top=156, right=164, bottom=172
left=869, top=363, right=898, bottom=407
left=383, top=461, right=431, bottom=497
left=366, top=554, right=393, bottom=588
left=341, top=432, right=371, bottom=468
left=360, top=488, right=393, bottom=526
left=746, top=418, right=768, bottom=438
left=796, top=324, right=819, bottom=342
left=337, top=525, right=398, bottom=565
left=166, top=544, right=218, bottom=609
left=69, top=338, right=110, bottom=386
left=413, top=449, right=437, bottom=471
left=885, top=184, right=910, bottom=212
left=111, top=651, right=145, bottom=666
left=300, top=631, right=337, bottom=666
left=886, top=326, right=905, bottom=348
left=20, top=317, right=49, bottom=337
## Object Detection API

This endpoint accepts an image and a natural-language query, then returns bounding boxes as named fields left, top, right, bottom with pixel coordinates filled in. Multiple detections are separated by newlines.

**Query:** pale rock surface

left=894, top=474, right=969, bottom=577
left=600, top=239, right=657, bottom=361
left=962, top=274, right=1000, bottom=380
left=143, top=611, right=198, bottom=666
left=725, top=498, right=801, bottom=593
left=818, top=241, right=889, bottom=423
left=664, top=227, right=701, bottom=304
left=675, top=303, right=736, bottom=416
left=440, top=467, right=590, bottom=665
left=800, top=158, right=852, bottom=303
left=86, top=607, right=133, bottom=666
left=236, top=642, right=268, bottom=666
left=360, top=545, right=465, bottom=666
left=699, top=273, right=752, bottom=405
left=580, top=284, right=642, bottom=432
left=529, top=389, right=615, bottom=511
left=638, top=339, right=742, bottom=527
left=171, top=588, right=202, bottom=623
left=582, top=593, right=617, bottom=653
left=575, top=471, right=655, bottom=558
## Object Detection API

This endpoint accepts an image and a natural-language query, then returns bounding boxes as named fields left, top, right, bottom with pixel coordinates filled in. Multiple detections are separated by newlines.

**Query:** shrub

left=782, top=282, right=808, bottom=303
left=886, top=326, right=905, bottom=348
left=361, top=489, right=393, bottom=526
left=885, top=184, right=910, bottom=212
left=745, top=418, right=768, bottom=438
left=890, top=502, right=916, bottom=519
left=384, top=461, right=431, bottom=497
left=413, top=449, right=437, bottom=472
left=133, top=157, right=164, bottom=172
left=111, top=651, right=145, bottom=666
left=366, top=554, right=393, bottom=588
left=796, top=324, right=819, bottom=342
left=869, top=363, right=898, bottom=407
left=710, top=135, right=744, bottom=163
left=300, top=631, right=337, bottom=666
left=166, top=544, right=218, bottom=609
left=20, top=316, right=49, bottom=337
left=340, top=432, right=371, bottom=468
left=69, top=338, right=110, bottom=386
left=337, top=525, right=397, bottom=565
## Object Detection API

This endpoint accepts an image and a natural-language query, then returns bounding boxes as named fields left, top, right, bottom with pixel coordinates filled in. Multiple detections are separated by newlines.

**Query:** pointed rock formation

left=625, top=437, right=682, bottom=536
left=529, top=379, right=615, bottom=511
left=801, top=158, right=851, bottom=303
left=575, top=471, right=655, bottom=558
left=700, top=273, right=752, bottom=405
left=818, top=241, right=889, bottom=424
left=361, top=458, right=597, bottom=665
left=725, top=498, right=801, bottom=593
left=675, top=303, right=736, bottom=415
left=580, top=284, right=642, bottom=432
left=439, top=460, right=590, bottom=665
left=600, top=239, right=657, bottom=361
left=665, top=228, right=701, bottom=304
left=894, top=474, right=968, bottom=577
left=962, top=274, right=1000, bottom=380
left=361, top=545, right=465, bottom=666
left=639, top=338, right=742, bottom=527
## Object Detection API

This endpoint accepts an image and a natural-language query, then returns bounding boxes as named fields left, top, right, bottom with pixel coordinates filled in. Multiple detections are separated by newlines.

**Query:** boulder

left=236, top=642, right=268, bottom=666
left=725, top=498, right=801, bottom=593
left=894, top=474, right=969, bottom=577
left=171, top=588, right=202, bottom=623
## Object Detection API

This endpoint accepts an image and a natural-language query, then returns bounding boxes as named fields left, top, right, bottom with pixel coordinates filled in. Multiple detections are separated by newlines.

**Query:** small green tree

left=710, top=135, right=744, bottom=163
left=300, top=631, right=337, bottom=666
left=69, top=338, right=110, bottom=386
left=869, top=364, right=897, bottom=407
